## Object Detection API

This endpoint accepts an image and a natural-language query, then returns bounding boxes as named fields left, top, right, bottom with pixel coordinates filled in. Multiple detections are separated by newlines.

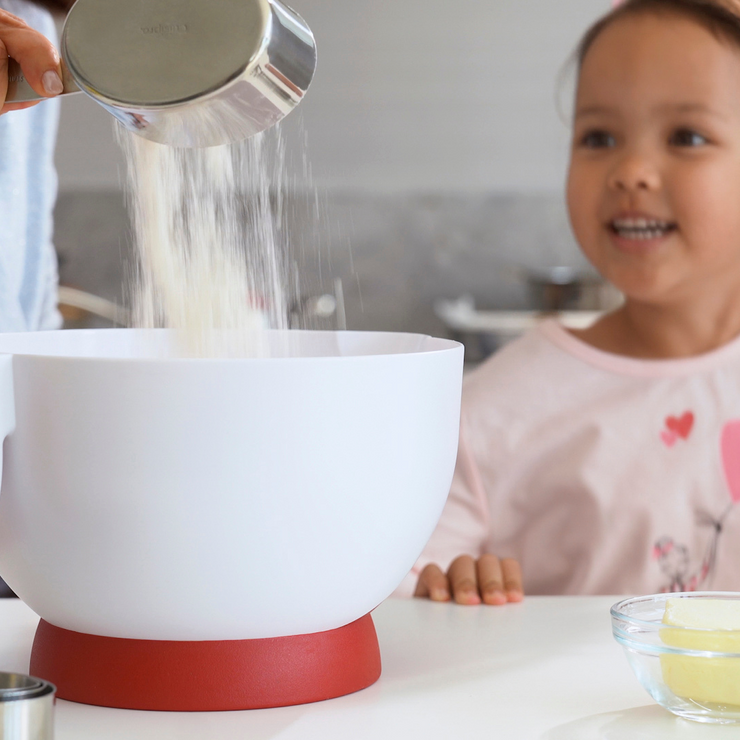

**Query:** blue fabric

left=0, top=0, right=61, bottom=332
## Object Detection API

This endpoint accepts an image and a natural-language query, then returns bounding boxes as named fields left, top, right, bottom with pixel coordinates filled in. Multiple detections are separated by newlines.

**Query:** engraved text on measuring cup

left=140, top=23, right=188, bottom=36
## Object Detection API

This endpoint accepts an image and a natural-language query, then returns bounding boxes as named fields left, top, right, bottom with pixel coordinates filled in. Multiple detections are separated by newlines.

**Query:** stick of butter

left=661, top=598, right=740, bottom=706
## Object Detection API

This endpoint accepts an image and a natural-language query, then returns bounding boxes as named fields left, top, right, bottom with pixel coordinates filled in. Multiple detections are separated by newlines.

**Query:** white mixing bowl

left=0, top=329, right=462, bottom=641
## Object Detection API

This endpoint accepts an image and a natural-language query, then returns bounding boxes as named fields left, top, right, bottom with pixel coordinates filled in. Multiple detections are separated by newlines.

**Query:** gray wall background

left=52, top=0, right=611, bottom=337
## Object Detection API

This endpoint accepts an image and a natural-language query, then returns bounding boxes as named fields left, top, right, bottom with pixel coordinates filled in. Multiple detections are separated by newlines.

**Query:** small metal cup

left=0, top=672, right=55, bottom=740
left=6, top=0, right=316, bottom=148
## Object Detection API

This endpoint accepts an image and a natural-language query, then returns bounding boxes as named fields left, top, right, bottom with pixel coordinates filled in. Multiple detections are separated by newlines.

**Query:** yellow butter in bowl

left=661, top=598, right=740, bottom=706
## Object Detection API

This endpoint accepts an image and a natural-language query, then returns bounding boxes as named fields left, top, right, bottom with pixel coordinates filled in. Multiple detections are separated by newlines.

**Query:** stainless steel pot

left=6, top=0, right=316, bottom=148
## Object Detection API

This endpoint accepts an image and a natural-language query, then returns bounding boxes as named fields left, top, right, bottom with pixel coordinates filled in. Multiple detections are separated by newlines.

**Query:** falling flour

left=118, top=126, right=292, bottom=358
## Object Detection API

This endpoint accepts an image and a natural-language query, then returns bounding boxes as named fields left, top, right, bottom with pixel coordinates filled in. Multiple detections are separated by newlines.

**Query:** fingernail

left=431, top=587, right=450, bottom=601
left=42, top=70, right=63, bottom=96
left=506, top=589, right=524, bottom=603
left=485, top=589, right=507, bottom=605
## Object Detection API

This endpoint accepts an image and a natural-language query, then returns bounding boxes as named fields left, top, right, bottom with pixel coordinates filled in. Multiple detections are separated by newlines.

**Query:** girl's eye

left=670, top=129, right=707, bottom=147
left=578, top=130, right=615, bottom=149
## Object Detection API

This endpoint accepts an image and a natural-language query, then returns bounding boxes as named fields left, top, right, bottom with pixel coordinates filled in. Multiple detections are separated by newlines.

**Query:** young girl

left=398, top=0, right=740, bottom=606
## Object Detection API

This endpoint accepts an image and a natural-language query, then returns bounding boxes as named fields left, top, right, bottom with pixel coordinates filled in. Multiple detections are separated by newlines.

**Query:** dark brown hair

left=577, top=0, right=740, bottom=68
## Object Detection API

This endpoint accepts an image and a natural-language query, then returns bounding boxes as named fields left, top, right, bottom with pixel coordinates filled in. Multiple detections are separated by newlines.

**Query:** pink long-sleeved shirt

left=395, top=319, right=740, bottom=597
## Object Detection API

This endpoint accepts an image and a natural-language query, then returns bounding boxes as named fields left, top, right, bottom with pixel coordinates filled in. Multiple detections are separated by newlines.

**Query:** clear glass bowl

left=611, top=592, right=740, bottom=724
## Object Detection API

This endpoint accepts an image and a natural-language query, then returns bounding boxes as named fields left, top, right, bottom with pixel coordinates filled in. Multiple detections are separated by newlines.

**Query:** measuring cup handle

left=5, top=57, right=80, bottom=104
left=0, top=356, right=16, bottom=484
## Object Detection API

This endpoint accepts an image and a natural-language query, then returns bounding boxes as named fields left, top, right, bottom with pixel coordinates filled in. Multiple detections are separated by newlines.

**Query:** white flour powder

left=119, top=127, right=291, bottom=358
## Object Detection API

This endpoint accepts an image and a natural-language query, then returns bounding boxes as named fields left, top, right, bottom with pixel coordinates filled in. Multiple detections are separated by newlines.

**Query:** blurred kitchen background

left=53, top=0, right=619, bottom=361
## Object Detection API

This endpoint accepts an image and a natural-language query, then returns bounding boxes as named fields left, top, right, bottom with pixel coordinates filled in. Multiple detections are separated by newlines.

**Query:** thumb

left=0, top=39, right=8, bottom=108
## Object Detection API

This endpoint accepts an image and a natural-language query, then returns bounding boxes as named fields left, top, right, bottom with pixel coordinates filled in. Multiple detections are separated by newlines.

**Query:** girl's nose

left=607, top=153, right=661, bottom=192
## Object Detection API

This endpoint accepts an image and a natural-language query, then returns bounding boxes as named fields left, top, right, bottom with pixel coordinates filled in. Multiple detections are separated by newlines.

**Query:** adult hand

left=1, top=9, right=63, bottom=115
left=414, top=554, right=524, bottom=605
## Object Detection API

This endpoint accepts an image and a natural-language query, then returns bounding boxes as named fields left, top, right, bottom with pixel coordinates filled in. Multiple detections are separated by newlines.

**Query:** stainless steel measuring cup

left=6, top=0, right=316, bottom=147
left=0, top=672, right=56, bottom=740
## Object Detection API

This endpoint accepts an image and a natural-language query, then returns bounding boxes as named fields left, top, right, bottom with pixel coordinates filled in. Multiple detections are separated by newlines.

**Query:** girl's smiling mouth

left=607, top=214, right=678, bottom=252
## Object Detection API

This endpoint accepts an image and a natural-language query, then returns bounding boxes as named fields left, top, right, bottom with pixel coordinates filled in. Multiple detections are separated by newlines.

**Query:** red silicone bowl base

left=29, top=613, right=381, bottom=711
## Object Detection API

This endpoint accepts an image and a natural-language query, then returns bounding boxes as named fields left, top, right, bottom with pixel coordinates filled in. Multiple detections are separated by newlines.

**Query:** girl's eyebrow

left=654, top=102, right=726, bottom=120
left=661, top=103, right=710, bottom=111
left=575, top=102, right=725, bottom=119
left=575, top=105, right=615, bottom=118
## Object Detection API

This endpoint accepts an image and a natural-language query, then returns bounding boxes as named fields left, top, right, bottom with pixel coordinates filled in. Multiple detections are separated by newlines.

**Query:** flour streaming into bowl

left=118, top=127, right=293, bottom=357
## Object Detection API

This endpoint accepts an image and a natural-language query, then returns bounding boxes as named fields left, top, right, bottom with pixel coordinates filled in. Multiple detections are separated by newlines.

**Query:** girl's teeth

left=611, top=218, right=674, bottom=240
left=615, top=228, right=666, bottom=240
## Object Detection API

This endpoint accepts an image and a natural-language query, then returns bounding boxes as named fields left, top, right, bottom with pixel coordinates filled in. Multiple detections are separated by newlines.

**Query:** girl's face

left=567, top=12, right=740, bottom=306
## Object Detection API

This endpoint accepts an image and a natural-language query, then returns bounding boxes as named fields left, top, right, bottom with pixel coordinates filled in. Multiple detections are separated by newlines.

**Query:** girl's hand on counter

left=1, top=9, right=63, bottom=115
left=414, top=554, right=524, bottom=606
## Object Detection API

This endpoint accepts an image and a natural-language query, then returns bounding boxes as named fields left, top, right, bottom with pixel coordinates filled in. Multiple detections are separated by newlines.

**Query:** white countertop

left=1, top=596, right=736, bottom=739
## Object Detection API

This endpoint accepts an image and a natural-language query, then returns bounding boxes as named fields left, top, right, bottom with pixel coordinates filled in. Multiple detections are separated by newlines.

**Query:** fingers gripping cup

left=6, top=0, right=317, bottom=147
